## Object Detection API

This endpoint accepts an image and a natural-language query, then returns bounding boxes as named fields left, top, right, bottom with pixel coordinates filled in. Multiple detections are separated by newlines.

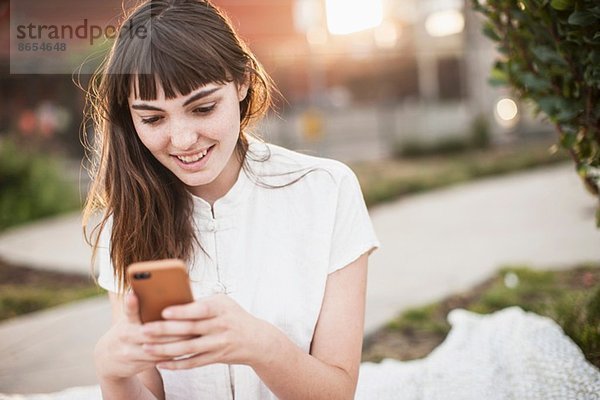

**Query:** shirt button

left=206, top=221, right=216, bottom=231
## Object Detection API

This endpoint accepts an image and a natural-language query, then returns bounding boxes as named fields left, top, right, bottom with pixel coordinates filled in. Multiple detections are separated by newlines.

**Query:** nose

left=169, top=118, right=199, bottom=150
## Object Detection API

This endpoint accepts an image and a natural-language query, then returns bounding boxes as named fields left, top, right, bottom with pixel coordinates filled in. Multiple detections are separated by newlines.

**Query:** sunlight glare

left=326, top=0, right=383, bottom=35
left=374, top=21, right=399, bottom=48
left=425, top=9, right=465, bottom=37
left=495, top=98, right=519, bottom=128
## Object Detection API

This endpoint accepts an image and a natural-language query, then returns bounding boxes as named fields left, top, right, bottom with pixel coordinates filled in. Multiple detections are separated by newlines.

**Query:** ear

left=237, top=72, right=250, bottom=102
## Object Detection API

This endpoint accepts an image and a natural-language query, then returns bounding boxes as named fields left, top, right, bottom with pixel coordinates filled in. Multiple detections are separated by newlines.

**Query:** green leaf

left=531, top=45, right=568, bottom=66
left=482, top=21, right=501, bottom=42
left=520, top=72, right=553, bottom=92
left=589, top=6, right=600, bottom=18
left=583, top=35, right=600, bottom=45
left=555, top=108, right=581, bottom=122
left=512, top=9, right=527, bottom=22
left=568, top=10, right=598, bottom=26
left=561, top=131, right=577, bottom=148
left=471, top=0, right=486, bottom=12
left=589, top=50, right=600, bottom=64
left=489, top=64, right=509, bottom=86
left=550, top=0, right=573, bottom=10
left=537, top=96, right=562, bottom=116
left=496, top=44, right=510, bottom=55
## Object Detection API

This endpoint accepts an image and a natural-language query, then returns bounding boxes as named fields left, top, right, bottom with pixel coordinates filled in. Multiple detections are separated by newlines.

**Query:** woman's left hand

left=141, top=294, right=276, bottom=370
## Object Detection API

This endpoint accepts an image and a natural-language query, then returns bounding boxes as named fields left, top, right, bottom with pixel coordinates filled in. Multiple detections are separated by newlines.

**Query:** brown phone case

left=127, top=259, right=194, bottom=323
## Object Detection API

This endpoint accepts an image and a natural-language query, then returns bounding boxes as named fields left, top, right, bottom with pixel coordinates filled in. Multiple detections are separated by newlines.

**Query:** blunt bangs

left=111, top=0, right=247, bottom=104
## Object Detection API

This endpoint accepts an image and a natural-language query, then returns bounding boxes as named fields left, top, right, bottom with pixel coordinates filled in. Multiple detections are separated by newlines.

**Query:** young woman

left=84, top=1, right=379, bottom=399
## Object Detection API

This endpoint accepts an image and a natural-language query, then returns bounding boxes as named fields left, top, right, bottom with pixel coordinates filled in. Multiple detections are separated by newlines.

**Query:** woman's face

left=128, top=79, right=248, bottom=199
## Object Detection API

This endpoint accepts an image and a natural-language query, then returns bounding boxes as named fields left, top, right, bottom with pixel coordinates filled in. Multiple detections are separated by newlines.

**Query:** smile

left=174, top=145, right=213, bottom=164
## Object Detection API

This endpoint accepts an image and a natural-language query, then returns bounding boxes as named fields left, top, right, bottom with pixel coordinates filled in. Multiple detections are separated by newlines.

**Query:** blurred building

left=0, top=0, right=127, bottom=155
left=217, top=0, right=551, bottom=161
left=0, top=0, right=550, bottom=161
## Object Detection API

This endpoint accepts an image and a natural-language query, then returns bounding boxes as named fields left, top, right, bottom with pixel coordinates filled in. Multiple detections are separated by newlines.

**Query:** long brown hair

left=82, top=0, right=273, bottom=292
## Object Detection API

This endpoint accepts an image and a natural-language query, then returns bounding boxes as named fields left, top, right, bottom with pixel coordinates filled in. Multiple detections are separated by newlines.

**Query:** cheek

left=222, top=106, right=242, bottom=139
left=135, top=125, right=169, bottom=153
left=204, top=112, right=239, bottom=143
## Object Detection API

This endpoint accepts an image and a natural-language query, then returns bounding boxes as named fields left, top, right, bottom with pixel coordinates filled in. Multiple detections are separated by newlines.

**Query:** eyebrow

left=130, top=87, right=221, bottom=111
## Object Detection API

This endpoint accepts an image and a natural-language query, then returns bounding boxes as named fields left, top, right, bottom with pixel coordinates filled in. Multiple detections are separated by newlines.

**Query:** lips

left=171, top=144, right=215, bottom=171
left=173, top=145, right=214, bottom=164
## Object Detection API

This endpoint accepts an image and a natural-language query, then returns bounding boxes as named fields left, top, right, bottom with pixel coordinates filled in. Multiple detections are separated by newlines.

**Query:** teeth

left=177, top=147, right=209, bottom=164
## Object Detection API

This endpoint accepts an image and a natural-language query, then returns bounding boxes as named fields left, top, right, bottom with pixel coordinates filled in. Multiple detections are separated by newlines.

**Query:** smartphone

left=127, top=259, right=194, bottom=323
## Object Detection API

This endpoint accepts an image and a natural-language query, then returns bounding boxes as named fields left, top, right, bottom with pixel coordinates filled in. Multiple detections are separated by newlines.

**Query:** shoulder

left=247, top=140, right=358, bottom=187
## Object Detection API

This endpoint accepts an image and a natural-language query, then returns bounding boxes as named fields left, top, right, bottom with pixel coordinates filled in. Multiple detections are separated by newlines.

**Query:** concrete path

left=1, top=163, right=599, bottom=394
left=0, top=213, right=97, bottom=275
left=0, top=297, right=110, bottom=394
left=366, top=163, right=600, bottom=330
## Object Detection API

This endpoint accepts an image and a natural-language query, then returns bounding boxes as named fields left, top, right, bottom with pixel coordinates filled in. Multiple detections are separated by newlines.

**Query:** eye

left=193, top=103, right=216, bottom=114
left=140, top=116, right=162, bottom=125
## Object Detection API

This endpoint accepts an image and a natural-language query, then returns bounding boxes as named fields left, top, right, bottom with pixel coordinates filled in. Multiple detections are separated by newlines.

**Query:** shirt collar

left=190, top=139, right=266, bottom=221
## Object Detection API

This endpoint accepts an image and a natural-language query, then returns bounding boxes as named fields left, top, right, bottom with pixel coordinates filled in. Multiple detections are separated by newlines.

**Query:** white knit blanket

left=2, top=307, right=599, bottom=400
left=356, top=307, right=600, bottom=399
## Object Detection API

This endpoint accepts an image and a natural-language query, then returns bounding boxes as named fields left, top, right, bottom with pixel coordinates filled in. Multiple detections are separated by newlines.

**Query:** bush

left=472, top=0, right=600, bottom=224
left=470, top=114, right=491, bottom=149
left=395, top=116, right=492, bottom=159
left=556, top=283, right=600, bottom=366
left=0, top=136, right=80, bottom=231
left=396, top=136, right=472, bottom=158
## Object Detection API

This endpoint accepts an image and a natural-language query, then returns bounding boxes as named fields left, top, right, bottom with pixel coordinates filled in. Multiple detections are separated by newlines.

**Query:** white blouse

left=97, top=140, right=380, bottom=399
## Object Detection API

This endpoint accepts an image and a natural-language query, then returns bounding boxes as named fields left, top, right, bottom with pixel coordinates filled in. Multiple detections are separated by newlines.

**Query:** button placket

left=206, top=220, right=216, bottom=232
left=209, top=216, right=235, bottom=398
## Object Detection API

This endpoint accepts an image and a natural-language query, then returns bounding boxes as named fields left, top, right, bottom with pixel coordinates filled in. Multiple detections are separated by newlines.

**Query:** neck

left=189, top=151, right=243, bottom=206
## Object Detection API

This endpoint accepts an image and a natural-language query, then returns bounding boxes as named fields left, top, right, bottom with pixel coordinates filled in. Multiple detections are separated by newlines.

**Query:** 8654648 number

left=17, top=42, right=67, bottom=52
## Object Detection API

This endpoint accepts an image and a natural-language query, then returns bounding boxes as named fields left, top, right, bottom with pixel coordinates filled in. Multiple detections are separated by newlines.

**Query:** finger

left=124, top=291, right=142, bottom=324
left=157, top=351, right=220, bottom=370
left=144, top=335, right=198, bottom=344
left=162, top=299, right=217, bottom=320
left=142, top=319, right=218, bottom=337
left=143, top=335, right=220, bottom=358
left=121, top=344, right=175, bottom=363
left=126, top=327, right=192, bottom=345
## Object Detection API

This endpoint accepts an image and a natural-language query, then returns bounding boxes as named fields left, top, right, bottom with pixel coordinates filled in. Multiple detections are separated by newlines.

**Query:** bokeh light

left=425, top=9, right=465, bottom=37
left=326, top=0, right=383, bottom=35
left=495, top=98, right=519, bottom=128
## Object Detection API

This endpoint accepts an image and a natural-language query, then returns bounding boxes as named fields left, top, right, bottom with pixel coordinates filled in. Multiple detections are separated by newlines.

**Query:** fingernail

left=162, top=309, right=173, bottom=318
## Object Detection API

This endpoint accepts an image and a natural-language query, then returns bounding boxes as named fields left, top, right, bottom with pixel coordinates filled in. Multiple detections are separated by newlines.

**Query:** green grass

left=0, top=261, right=103, bottom=321
left=352, top=141, right=570, bottom=207
left=0, top=285, right=103, bottom=321
left=0, top=136, right=80, bottom=232
left=383, top=265, right=600, bottom=367
left=386, top=303, right=450, bottom=335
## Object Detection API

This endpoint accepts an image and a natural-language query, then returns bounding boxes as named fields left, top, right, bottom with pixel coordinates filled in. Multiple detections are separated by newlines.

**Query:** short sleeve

left=328, top=165, right=380, bottom=274
left=96, top=216, right=119, bottom=293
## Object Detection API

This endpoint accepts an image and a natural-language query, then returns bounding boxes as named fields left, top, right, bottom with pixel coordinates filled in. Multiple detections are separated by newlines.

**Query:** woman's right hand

left=94, top=292, right=179, bottom=380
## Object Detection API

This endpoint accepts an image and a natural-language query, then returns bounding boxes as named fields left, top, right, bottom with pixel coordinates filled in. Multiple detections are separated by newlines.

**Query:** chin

left=178, top=173, right=217, bottom=189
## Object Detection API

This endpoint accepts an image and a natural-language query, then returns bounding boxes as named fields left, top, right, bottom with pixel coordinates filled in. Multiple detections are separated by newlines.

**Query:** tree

left=472, top=0, right=600, bottom=225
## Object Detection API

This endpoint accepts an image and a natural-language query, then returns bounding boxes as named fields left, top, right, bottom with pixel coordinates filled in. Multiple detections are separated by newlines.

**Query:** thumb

left=124, top=291, right=142, bottom=324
